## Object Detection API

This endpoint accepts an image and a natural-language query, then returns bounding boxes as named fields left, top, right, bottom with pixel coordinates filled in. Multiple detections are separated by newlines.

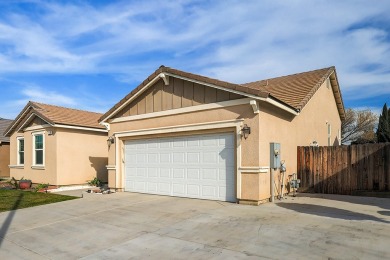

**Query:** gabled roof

left=0, top=118, right=13, bottom=143
left=5, top=102, right=106, bottom=136
left=100, top=65, right=345, bottom=122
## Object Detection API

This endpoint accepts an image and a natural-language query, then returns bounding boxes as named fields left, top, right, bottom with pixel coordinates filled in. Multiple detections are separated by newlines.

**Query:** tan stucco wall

left=0, top=143, right=10, bottom=177
left=9, top=128, right=58, bottom=184
left=9, top=126, right=108, bottom=186
left=258, top=80, right=341, bottom=198
left=56, top=129, right=108, bottom=185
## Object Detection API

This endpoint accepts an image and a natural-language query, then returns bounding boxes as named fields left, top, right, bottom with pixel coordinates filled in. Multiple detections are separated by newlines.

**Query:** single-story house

left=99, top=65, right=345, bottom=205
left=0, top=118, right=13, bottom=178
left=4, top=102, right=109, bottom=186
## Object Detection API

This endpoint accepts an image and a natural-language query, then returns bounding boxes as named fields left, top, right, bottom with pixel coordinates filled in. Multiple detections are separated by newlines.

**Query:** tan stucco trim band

left=53, top=124, right=108, bottom=133
left=9, top=165, right=24, bottom=169
left=110, top=98, right=254, bottom=123
left=31, top=166, right=45, bottom=170
left=114, top=119, right=244, bottom=138
left=239, top=166, right=270, bottom=173
left=106, top=165, right=116, bottom=170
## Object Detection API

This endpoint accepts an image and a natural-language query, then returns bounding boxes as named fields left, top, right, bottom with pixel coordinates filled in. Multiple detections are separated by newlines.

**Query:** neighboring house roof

left=4, top=102, right=106, bottom=137
left=0, top=118, right=13, bottom=143
left=100, top=65, right=345, bottom=122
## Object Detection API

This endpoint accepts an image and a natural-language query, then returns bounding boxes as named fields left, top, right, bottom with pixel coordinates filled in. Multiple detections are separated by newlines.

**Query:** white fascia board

left=4, top=105, right=33, bottom=136
left=110, top=98, right=252, bottom=123
left=265, top=98, right=299, bottom=115
left=163, top=72, right=265, bottom=101
left=100, top=73, right=165, bottom=123
left=17, top=113, right=53, bottom=133
left=53, top=124, right=108, bottom=133
left=114, top=119, right=244, bottom=138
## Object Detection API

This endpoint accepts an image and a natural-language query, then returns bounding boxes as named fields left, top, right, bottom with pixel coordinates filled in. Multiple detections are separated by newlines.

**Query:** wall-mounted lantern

left=241, top=124, right=251, bottom=139
left=107, top=136, right=115, bottom=147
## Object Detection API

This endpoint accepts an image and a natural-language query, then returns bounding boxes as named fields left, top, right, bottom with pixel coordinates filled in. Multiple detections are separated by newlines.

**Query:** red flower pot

left=19, top=180, right=32, bottom=189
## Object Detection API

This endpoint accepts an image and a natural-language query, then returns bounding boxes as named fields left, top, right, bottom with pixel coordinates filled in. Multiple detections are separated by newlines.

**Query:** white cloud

left=20, top=86, right=77, bottom=106
left=0, top=0, right=389, bottom=102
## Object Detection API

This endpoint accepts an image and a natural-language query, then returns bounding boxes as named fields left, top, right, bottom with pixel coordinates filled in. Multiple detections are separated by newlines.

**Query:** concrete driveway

left=0, top=191, right=389, bottom=259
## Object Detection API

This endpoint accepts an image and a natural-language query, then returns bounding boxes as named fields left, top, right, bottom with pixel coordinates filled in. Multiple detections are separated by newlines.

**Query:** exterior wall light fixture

left=241, top=124, right=251, bottom=139
left=107, top=136, right=115, bottom=147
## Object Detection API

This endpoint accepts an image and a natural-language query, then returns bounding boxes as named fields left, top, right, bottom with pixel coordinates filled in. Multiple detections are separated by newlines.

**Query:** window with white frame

left=17, top=137, right=24, bottom=165
left=33, top=133, right=44, bottom=166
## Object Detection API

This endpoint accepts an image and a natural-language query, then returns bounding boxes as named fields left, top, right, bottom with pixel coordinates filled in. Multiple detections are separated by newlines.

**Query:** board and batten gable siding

left=113, top=78, right=245, bottom=118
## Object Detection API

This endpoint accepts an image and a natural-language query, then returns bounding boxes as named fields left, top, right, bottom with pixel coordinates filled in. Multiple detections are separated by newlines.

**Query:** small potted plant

left=19, top=177, right=32, bottom=189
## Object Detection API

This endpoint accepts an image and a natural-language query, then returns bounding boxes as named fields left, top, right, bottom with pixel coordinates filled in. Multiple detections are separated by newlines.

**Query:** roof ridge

left=31, top=101, right=103, bottom=116
left=243, top=66, right=335, bottom=85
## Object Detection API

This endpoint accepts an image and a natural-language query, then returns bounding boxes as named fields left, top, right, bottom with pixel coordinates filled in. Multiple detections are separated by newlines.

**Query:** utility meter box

left=270, top=143, right=281, bottom=169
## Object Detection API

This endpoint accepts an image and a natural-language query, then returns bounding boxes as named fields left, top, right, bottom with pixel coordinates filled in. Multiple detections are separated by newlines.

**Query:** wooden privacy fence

left=297, top=143, right=390, bottom=194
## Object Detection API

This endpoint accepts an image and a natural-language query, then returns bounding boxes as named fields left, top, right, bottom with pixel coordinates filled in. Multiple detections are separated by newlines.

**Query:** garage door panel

left=160, top=153, right=171, bottom=163
left=187, top=169, right=200, bottom=179
left=125, top=132, right=235, bottom=202
left=160, top=169, right=170, bottom=178
left=147, top=153, right=159, bottom=164
left=203, top=152, right=217, bottom=164
left=148, top=168, right=158, bottom=178
left=187, top=152, right=200, bottom=163
left=136, top=154, right=147, bottom=163
left=158, top=182, right=171, bottom=194
left=173, top=168, right=185, bottom=179
left=202, top=168, right=218, bottom=180
left=202, top=186, right=217, bottom=197
left=147, top=182, right=158, bottom=192
left=172, top=183, right=185, bottom=195
left=187, top=138, right=200, bottom=147
left=187, top=185, right=200, bottom=196
left=173, top=153, right=185, bottom=163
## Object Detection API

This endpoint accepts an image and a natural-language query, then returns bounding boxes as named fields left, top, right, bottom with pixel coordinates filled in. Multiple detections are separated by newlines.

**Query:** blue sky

left=0, top=0, right=389, bottom=119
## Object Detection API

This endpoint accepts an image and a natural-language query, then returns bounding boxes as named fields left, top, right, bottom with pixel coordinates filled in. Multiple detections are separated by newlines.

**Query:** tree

left=341, top=108, right=378, bottom=144
left=376, top=103, right=390, bottom=143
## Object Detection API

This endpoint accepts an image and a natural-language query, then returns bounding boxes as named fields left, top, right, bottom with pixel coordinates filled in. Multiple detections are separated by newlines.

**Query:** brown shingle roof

left=0, top=118, right=13, bottom=143
left=5, top=102, right=105, bottom=136
left=31, top=102, right=105, bottom=129
left=100, top=65, right=345, bottom=122
left=242, top=67, right=336, bottom=112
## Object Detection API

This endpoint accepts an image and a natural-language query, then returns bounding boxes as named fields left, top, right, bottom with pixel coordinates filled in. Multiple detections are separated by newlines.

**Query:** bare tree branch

left=341, top=108, right=378, bottom=144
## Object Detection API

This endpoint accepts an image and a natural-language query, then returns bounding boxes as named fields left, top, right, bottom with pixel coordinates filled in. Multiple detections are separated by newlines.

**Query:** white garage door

left=124, top=132, right=236, bottom=202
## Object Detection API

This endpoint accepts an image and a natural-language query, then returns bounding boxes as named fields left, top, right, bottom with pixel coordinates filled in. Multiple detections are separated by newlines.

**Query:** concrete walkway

left=0, top=192, right=389, bottom=259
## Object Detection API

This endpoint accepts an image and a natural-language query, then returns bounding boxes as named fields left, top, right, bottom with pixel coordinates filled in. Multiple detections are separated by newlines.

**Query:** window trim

left=32, top=131, right=45, bottom=167
left=16, top=137, right=25, bottom=166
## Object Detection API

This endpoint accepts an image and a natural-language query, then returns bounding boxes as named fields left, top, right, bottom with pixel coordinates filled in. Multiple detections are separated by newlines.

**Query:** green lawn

left=0, top=190, right=78, bottom=212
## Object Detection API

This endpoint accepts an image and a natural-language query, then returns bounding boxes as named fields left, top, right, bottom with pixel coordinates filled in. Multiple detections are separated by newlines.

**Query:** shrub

left=87, top=177, right=102, bottom=187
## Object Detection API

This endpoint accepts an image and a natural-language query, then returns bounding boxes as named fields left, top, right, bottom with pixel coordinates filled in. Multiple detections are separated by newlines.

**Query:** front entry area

left=124, top=132, right=236, bottom=202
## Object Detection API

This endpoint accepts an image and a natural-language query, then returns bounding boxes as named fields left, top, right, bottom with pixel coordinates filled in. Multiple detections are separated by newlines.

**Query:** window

left=328, top=124, right=332, bottom=146
left=17, top=137, right=24, bottom=165
left=33, top=133, right=44, bottom=166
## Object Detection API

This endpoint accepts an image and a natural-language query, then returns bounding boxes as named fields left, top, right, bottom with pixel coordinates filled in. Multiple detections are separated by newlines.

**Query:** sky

left=0, top=0, right=389, bottom=119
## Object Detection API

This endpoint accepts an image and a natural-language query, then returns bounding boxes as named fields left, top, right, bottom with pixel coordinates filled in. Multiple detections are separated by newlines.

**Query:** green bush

left=87, top=177, right=102, bottom=187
